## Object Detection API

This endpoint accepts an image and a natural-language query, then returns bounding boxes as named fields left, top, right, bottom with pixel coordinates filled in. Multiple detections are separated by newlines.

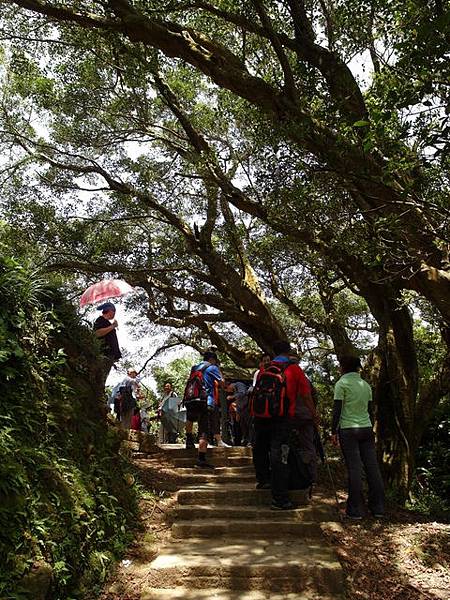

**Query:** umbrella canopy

left=80, top=279, right=134, bottom=307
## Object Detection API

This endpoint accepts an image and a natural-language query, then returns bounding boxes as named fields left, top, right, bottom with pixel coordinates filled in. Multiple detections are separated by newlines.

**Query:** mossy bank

left=0, top=249, right=138, bottom=599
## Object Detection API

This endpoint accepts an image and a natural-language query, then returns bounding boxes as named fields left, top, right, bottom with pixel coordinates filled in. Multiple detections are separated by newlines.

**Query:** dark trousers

left=99, top=357, right=116, bottom=387
left=232, top=419, right=242, bottom=446
left=295, top=420, right=317, bottom=483
left=207, top=406, right=221, bottom=444
left=253, top=418, right=292, bottom=504
left=339, top=427, right=385, bottom=517
left=240, top=410, right=253, bottom=445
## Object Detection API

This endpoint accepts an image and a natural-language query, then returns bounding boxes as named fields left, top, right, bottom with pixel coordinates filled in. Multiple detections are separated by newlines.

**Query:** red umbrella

left=79, top=279, right=134, bottom=307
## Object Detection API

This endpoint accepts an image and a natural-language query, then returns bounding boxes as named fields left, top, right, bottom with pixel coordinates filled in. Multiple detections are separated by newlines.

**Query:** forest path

left=140, top=444, right=345, bottom=600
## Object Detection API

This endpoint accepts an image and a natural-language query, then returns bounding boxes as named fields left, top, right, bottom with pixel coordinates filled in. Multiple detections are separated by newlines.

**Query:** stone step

left=173, top=456, right=253, bottom=468
left=177, top=486, right=310, bottom=506
left=159, top=445, right=253, bottom=458
left=132, top=451, right=148, bottom=459
left=178, top=465, right=255, bottom=475
left=145, top=537, right=343, bottom=595
left=176, top=473, right=256, bottom=485
left=122, top=439, right=140, bottom=451
left=171, top=504, right=334, bottom=522
left=171, top=519, right=321, bottom=539
left=128, top=430, right=159, bottom=452
left=142, top=587, right=341, bottom=599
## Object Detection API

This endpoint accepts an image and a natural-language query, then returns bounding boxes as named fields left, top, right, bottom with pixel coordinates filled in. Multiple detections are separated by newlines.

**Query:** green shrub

left=410, top=395, right=450, bottom=520
left=0, top=247, right=138, bottom=599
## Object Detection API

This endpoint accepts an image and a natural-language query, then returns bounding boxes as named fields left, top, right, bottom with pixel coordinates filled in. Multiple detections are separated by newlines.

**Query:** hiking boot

left=195, top=460, right=215, bottom=470
left=271, top=500, right=296, bottom=511
left=185, top=434, right=195, bottom=450
left=256, top=482, right=271, bottom=490
left=345, top=513, right=363, bottom=521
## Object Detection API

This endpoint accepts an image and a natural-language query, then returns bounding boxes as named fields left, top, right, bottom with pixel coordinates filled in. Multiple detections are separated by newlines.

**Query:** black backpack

left=119, top=381, right=135, bottom=413
left=250, top=361, right=290, bottom=418
left=182, top=362, right=209, bottom=407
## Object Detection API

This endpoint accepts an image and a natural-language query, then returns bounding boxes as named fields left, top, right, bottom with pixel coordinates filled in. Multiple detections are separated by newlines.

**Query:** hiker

left=245, top=353, right=272, bottom=447
left=200, top=354, right=229, bottom=448
left=116, top=368, right=140, bottom=429
left=110, top=368, right=137, bottom=419
left=93, top=302, right=122, bottom=380
left=226, top=380, right=250, bottom=446
left=158, top=382, right=182, bottom=443
left=252, top=340, right=314, bottom=510
left=252, top=353, right=272, bottom=387
left=183, top=351, right=228, bottom=468
left=331, top=355, right=385, bottom=520
left=289, top=353, right=319, bottom=484
left=139, top=404, right=150, bottom=433
left=130, top=407, right=141, bottom=431
left=111, top=388, right=122, bottom=421
left=135, top=386, right=150, bottom=432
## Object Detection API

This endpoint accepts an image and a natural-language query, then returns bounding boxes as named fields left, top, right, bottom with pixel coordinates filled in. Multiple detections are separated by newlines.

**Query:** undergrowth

left=0, top=245, right=138, bottom=599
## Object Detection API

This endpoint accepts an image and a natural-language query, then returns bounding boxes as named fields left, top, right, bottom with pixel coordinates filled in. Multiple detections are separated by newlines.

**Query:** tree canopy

left=0, top=0, right=449, bottom=498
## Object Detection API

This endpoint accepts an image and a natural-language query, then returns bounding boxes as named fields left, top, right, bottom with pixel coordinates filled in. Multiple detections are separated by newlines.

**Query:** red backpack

left=250, top=361, right=290, bottom=418
left=182, top=362, right=209, bottom=406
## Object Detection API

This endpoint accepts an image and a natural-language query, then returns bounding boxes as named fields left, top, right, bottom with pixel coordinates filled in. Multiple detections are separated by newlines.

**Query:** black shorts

left=186, top=401, right=209, bottom=438
left=208, top=405, right=220, bottom=436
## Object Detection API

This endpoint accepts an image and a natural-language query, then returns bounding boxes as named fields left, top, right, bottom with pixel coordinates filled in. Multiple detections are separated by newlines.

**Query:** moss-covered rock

left=20, top=561, right=53, bottom=600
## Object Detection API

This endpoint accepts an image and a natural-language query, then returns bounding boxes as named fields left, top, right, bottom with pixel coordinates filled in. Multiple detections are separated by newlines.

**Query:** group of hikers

left=94, top=301, right=385, bottom=519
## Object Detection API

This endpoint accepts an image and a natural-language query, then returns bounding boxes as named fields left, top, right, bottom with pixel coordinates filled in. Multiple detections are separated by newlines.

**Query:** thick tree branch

left=6, top=0, right=117, bottom=28
left=252, top=0, right=298, bottom=101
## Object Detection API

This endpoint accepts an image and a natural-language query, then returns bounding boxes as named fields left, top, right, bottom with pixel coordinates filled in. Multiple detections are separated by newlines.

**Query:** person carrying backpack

left=289, top=354, right=320, bottom=485
left=226, top=380, right=250, bottom=446
left=183, top=351, right=225, bottom=468
left=251, top=340, right=314, bottom=510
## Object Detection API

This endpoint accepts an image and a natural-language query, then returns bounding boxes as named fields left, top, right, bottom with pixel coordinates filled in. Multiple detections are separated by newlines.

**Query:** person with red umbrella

left=93, top=302, right=122, bottom=380
left=80, top=278, right=133, bottom=381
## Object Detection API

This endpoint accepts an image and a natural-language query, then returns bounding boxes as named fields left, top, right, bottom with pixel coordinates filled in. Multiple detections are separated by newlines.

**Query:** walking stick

left=314, top=428, right=343, bottom=522
left=324, top=454, right=344, bottom=522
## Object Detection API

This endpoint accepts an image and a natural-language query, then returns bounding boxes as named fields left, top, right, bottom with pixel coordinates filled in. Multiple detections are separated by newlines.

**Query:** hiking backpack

left=119, top=380, right=136, bottom=413
left=250, top=361, right=290, bottom=418
left=182, top=363, right=209, bottom=407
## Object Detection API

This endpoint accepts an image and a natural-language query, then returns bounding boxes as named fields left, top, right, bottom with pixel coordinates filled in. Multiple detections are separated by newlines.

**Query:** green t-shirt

left=333, top=372, right=372, bottom=429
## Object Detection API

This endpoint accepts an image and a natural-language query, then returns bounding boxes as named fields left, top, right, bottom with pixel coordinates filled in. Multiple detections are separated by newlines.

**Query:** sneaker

left=271, top=501, right=296, bottom=511
left=195, top=460, right=215, bottom=469
left=216, top=440, right=231, bottom=448
left=256, top=482, right=271, bottom=490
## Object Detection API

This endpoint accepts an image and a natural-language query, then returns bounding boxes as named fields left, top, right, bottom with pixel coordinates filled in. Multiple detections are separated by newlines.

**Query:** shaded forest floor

left=98, top=453, right=450, bottom=600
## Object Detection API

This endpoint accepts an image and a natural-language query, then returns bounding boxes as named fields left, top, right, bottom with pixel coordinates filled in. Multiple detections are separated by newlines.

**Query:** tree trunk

left=365, top=297, right=419, bottom=502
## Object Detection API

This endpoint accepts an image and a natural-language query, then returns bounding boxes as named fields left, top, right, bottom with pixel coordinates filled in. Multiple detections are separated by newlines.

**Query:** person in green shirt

left=331, top=355, right=384, bottom=520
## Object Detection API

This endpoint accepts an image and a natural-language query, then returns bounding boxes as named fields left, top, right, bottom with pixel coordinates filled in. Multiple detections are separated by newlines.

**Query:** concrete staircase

left=141, top=444, right=345, bottom=600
